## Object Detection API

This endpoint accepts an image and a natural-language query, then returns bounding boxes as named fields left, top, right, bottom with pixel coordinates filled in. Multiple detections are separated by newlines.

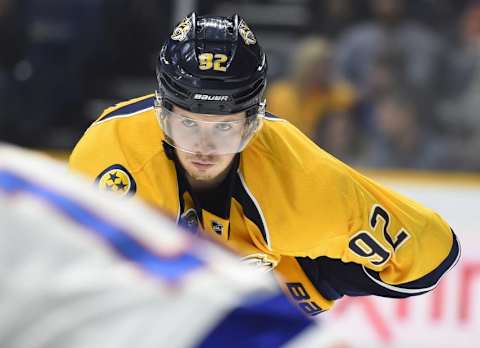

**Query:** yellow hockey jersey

left=70, top=94, right=460, bottom=315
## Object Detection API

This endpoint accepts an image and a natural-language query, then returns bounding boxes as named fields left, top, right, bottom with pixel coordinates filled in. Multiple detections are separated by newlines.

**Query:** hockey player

left=70, top=13, right=460, bottom=315
left=0, top=144, right=318, bottom=348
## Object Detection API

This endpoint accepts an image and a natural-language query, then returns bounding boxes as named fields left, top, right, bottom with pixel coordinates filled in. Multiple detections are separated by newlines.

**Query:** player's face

left=175, top=146, right=236, bottom=184
left=171, top=106, right=245, bottom=185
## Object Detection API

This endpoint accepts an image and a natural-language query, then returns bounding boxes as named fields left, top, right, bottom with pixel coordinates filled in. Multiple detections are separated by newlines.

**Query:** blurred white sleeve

left=0, top=145, right=316, bottom=348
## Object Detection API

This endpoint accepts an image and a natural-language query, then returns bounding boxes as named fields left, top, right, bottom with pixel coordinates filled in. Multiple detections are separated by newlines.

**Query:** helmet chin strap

left=154, top=90, right=170, bottom=111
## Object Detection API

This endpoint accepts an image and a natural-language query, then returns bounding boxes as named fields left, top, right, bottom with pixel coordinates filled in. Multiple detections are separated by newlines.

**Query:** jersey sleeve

left=68, top=116, right=142, bottom=200
left=299, top=168, right=460, bottom=303
left=69, top=95, right=157, bottom=183
left=69, top=121, right=128, bottom=179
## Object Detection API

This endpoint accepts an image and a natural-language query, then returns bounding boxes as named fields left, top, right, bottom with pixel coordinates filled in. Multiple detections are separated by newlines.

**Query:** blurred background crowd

left=1, top=0, right=480, bottom=171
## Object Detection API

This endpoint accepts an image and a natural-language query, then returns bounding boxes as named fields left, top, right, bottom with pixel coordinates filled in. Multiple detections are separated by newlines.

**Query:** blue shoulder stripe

left=264, top=111, right=283, bottom=121
left=97, top=96, right=155, bottom=123
left=0, top=170, right=204, bottom=282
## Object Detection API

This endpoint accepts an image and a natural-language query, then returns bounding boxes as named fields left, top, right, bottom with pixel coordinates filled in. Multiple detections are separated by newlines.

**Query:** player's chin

left=190, top=171, right=217, bottom=182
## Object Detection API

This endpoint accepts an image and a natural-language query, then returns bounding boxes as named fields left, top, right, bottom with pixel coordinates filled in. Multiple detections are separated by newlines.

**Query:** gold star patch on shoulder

left=95, top=164, right=136, bottom=197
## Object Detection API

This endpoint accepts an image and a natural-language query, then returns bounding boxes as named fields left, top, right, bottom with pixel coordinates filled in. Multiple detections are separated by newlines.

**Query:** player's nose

left=194, top=131, right=217, bottom=154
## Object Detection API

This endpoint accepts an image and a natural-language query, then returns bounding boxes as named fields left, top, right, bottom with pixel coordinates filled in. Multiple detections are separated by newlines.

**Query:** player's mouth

left=191, top=160, right=216, bottom=171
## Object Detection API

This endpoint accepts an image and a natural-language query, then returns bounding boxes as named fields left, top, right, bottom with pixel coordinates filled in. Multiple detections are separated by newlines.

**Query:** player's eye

left=215, top=122, right=233, bottom=132
left=182, top=119, right=198, bottom=128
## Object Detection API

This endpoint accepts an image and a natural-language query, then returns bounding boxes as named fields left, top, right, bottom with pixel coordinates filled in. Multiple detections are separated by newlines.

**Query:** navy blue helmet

left=156, top=13, right=267, bottom=116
